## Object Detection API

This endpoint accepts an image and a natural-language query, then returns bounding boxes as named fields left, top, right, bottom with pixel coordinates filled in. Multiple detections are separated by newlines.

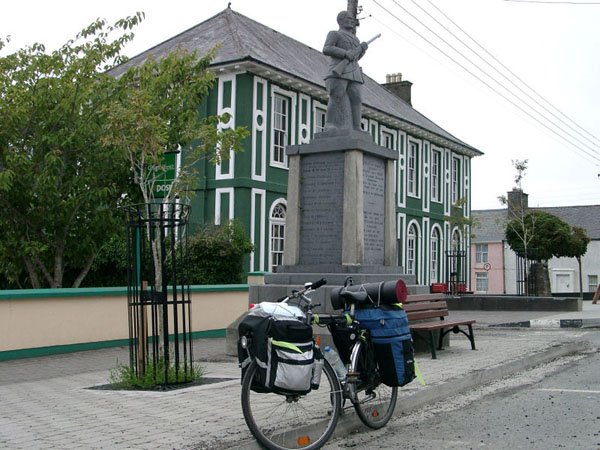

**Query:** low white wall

left=0, top=286, right=249, bottom=353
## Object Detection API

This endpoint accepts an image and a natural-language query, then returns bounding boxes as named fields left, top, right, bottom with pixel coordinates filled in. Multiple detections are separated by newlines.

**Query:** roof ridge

left=222, top=8, right=252, bottom=59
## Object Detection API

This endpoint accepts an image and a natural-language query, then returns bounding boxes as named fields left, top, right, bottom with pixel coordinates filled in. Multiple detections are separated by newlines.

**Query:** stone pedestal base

left=284, top=129, right=398, bottom=268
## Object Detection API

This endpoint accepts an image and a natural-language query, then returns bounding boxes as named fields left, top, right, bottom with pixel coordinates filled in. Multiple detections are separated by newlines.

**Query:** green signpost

left=153, top=152, right=178, bottom=198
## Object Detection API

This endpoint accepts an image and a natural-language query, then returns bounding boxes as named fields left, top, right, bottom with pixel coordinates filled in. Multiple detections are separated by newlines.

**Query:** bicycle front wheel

left=241, top=360, right=342, bottom=450
left=350, top=339, right=398, bottom=429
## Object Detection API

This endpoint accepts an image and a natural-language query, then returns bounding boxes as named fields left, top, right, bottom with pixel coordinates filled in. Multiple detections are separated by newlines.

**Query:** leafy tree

left=0, top=16, right=143, bottom=288
left=0, top=14, right=249, bottom=289
left=505, top=211, right=590, bottom=296
left=505, top=211, right=572, bottom=261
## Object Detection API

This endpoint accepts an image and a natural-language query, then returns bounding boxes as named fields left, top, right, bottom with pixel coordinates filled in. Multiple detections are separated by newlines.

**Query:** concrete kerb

left=233, top=339, right=590, bottom=450
left=491, top=319, right=600, bottom=329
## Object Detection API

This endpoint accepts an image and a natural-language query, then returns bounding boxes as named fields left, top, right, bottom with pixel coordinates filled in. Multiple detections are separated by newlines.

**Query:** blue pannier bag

left=355, top=305, right=415, bottom=387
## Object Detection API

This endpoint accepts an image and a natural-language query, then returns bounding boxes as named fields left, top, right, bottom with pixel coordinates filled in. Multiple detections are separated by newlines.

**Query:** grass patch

left=109, top=359, right=205, bottom=390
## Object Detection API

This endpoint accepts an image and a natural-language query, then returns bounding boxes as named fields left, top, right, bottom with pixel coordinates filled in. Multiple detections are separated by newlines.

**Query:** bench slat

left=403, top=294, right=445, bottom=303
left=406, top=310, right=449, bottom=321
left=404, top=301, right=448, bottom=312
left=410, top=319, right=476, bottom=331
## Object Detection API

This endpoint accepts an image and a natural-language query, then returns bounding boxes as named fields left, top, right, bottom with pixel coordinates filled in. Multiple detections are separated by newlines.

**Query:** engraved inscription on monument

left=299, top=153, right=344, bottom=264
left=363, top=155, right=385, bottom=264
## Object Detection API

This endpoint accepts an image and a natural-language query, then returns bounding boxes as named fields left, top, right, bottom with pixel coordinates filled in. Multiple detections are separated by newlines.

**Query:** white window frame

left=313, top=105, right=326, bottom=135
left=380, top=126, right=396, bottom=151
left=272, top=93, right=288, bottom=167
left=589, top=275, right=599, bottom=293
left=250, top=188, right=266, bottom=271
left=408, top=141, right=419, bottom=197
left=215, top=187, right=234, bottom=225
left=475, top=243, right=489, bottom=264
left=431, top=149, right=441, bottom=203
left=216, top=74, right=237, bottom=180
left=270, top=87, right=296, bottom=169
left=407, top=223, right=417, bottom=276
left=452, top=156, right=460, bottom=204
left=430, top=227, right=440, bottom=283
left=269, top=200, right=287, bottom=272
left=476, top=272, right=488, bottom=292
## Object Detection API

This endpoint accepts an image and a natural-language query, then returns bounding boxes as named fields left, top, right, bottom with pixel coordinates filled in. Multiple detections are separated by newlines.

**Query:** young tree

left=498, top=160, right=533, bottom=259
left=102, top=45, right=248, bottom=307
left=100, top=44, right=248, bottom=363
left=0, top=16, right=143, bottom=288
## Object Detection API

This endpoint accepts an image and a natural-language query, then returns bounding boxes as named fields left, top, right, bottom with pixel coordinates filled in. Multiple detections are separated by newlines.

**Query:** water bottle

left=311, top=347, right=324, bottom=389
left=323, top=345, right=347, bottom=380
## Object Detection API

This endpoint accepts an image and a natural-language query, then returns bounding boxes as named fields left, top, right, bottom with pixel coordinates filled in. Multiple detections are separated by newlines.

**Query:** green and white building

left=113, top=8, right=483, bottom=286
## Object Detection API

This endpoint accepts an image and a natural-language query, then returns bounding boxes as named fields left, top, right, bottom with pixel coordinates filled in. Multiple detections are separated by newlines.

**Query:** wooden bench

left=403, top=293, right=476, bottom=359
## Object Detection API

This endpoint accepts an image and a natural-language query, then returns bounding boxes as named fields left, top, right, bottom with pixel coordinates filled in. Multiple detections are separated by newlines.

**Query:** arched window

left=269, top=202, right=286, bottom=272
left=407, top=224, right=417, bottom=276
left=430, top=227, right=440, bottom=283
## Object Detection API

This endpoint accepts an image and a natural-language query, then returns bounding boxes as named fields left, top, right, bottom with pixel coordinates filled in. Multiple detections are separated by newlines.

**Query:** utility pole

left=347, top=0, right=359, bottom=33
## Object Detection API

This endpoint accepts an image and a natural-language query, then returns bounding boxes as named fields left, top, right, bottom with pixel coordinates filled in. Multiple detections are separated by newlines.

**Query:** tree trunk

left=52, top=242, right=65, bottom=288
left=530, top=262, right=552, bottom=296
left=578, top=256, right=583, bottom=300
left=23, top=256, right=41, bottom=289
left=72, top=253, right=96, bottom=288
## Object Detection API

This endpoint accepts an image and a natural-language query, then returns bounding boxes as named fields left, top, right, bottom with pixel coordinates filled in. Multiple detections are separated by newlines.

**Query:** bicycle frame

left=240, top=278, right=398, bottom=449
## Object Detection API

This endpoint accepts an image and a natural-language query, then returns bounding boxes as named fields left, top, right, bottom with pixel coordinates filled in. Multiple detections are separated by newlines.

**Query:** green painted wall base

left=0, top=329, right=226, bottom=362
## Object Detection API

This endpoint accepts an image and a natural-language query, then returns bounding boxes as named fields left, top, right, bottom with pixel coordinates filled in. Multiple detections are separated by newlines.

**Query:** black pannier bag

left=354, top=305, right=415, bottom=387
left=238, top=303, right=316, bottom=394
left=327, top=321, right=357, bottom=365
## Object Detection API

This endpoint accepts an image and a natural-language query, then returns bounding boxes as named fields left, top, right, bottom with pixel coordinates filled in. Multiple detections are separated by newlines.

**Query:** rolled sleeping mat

left=330, top=279, right=408, bottom=310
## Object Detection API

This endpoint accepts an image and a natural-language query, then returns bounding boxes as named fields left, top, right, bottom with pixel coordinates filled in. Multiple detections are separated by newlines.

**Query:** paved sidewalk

left=1, top=305, right=600, bottom=449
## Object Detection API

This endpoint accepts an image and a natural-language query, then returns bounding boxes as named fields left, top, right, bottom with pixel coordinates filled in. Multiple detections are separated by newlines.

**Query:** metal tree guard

left=125, top=201, right=193, bottom=388
left=516, top=252, right=538, bottom=296
left=446, top=249, right=467, bottom=294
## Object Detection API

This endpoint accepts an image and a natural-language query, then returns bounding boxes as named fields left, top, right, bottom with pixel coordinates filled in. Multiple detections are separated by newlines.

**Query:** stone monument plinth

left=261, top=129, right=407, bottom=289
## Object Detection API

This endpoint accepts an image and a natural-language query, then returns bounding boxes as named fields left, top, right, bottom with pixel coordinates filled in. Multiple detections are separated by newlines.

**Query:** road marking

left=538, top=388, right=600, bottom=394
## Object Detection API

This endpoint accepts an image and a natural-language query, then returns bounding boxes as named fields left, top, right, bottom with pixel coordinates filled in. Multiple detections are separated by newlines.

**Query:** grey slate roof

left=111, top=8, right=481, bottom=156
left=471, top=209, right=508, bottom=243
left=472, top=204, right=600, bottom=242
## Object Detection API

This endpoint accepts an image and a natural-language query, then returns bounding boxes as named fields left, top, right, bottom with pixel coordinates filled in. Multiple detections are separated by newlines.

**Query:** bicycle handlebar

left=277, top=278, right=327, bottom=303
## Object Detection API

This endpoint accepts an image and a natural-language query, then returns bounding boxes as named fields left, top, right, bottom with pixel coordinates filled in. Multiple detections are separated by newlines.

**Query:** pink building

left=470, top=209, right=506, bottom=294
left=471, top=192, right=600, bottom=296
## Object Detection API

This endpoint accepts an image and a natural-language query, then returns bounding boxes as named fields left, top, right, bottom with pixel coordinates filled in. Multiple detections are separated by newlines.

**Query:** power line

left=505, top=0, right=600, bottom=4
left=423, top=0, right=600, bottom=148
left=367, top=0, right=600, bottom=165
left=386, top=0, right=600, bottom=161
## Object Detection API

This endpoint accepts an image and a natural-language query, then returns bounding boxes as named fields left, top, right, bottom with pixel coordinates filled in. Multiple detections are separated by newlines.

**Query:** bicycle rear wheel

left=241, top=360, right=342, bottom=450
left=350, top=339, right=398, bottom=429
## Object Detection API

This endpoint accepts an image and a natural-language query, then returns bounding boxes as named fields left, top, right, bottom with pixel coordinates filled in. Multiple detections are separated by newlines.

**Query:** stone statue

left=323, top=11, right=371, bottom=131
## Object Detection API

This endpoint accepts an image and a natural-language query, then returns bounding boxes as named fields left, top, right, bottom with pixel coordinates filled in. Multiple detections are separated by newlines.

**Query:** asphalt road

left=327, top=344, right=600, bottom=449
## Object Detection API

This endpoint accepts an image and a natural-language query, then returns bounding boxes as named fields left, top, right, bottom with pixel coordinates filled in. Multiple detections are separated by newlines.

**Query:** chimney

left=507, top=189, right=529, bottom=217
left=384, top=72, right=413, bottom=105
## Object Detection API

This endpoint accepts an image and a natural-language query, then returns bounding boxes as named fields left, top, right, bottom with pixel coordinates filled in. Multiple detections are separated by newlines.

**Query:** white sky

left=2, top=0, right=599, bottom=210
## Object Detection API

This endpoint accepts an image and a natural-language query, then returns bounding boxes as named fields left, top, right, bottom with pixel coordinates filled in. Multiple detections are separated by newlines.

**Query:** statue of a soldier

left=323, top=11, right=370, bottom=131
